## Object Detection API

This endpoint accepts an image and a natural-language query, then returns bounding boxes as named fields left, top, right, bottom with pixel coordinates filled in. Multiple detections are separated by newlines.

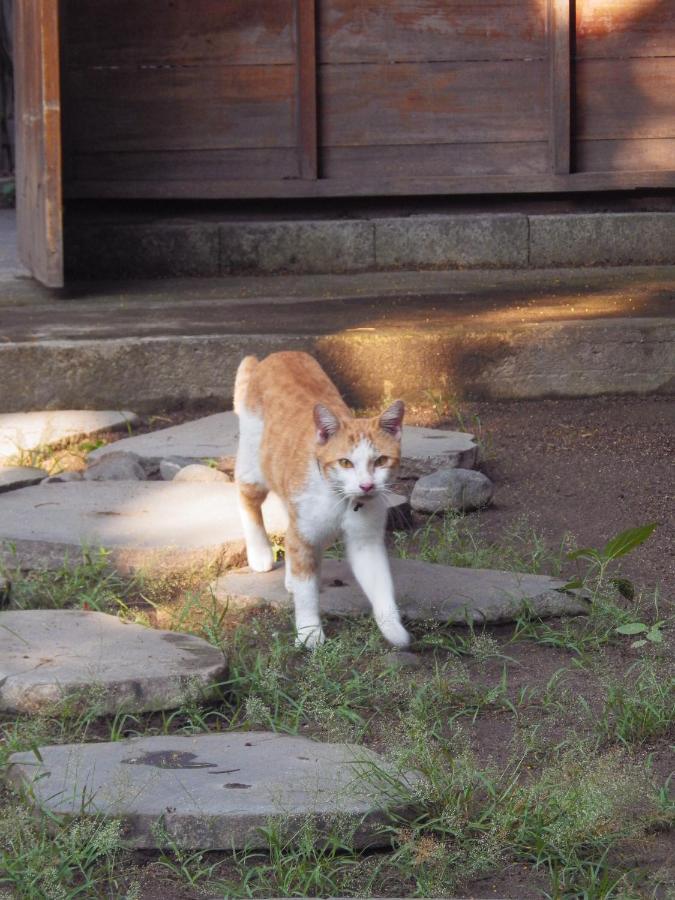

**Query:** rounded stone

left=173, top=463, right=231, bottom=484
left=411, top=467, right=494, bottom=513
left=84, top=451, right=146, bottom=482
left=0, top=610, right=227, bottom=715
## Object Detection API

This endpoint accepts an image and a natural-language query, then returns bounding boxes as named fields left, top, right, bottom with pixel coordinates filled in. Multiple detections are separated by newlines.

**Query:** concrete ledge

left=64, top=212, right=675, bottom=277
left=529, top=213, right=675, bottom=267
left=375, top=214, right=529, bottom=269
left=221, top=220, right=374, bottom=274
left=0, top=319, right=671, bottom=412
left=67, top=223, right=220, bottom=279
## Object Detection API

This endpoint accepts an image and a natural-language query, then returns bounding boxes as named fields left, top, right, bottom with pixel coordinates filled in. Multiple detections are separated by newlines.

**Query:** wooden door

left=14, top=0, right=63, bottom=287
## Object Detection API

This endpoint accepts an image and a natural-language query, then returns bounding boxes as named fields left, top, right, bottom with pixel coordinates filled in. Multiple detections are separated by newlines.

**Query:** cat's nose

left=359, top=481, right=375, bottom=493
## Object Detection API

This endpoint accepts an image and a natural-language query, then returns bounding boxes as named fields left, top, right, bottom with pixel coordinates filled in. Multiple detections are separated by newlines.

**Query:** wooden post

left=549, top=0, right=572, bottom=174
left=296, top=0, right=318, bottom=179
left=14, top=0, right=63, bottom=287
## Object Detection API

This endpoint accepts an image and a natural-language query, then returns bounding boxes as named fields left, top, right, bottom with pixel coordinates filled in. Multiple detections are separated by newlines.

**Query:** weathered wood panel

left=576, top=58, right=675, bottom=140
left=74, top=149, right=300, bottom=182
left=575, top=138, right=675, bottom=172
left=65, top=66, right=296, bottom=153
left=322, top=143, right=548, bottom=179
left=296, top=0, right=318, bottom=177
left=15, top=0, right=63, bottom=287
left=320, top=61, right=547, bottom=146
left=549, top=0, right=571, bottom=173
left=62, top=0, right=296, bottom=67
left=319, top=0, right=547, bottom=63
left=575, top=0, right=675, bottom=59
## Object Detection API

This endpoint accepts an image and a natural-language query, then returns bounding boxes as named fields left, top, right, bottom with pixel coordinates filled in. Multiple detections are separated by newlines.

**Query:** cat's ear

left=314, top=404, right=340, bottom=444
left=379, top=400, right=405, bottom=440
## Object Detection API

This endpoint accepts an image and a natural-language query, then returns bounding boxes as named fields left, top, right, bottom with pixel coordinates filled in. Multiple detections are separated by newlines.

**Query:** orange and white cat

left=234, top=351, right=410, bottom=650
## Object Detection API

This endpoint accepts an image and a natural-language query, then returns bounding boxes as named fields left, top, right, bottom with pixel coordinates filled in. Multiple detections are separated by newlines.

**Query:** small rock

left=382, top=650, right=423, bottom=670
left=173, top=464, right=231, bottom=484
left=0, top=466, right=48, bottom=494
left=159, top=456, right=197, bottom=481
left=43, top=471, right=84, bottom=484
left=411, top=468, right=494, bottom=513
left=84, top=452, right=146, bottom=482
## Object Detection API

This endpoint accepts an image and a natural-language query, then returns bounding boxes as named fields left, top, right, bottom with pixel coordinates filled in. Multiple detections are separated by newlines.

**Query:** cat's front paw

left=378, top=618, right=411, bottom=649
left=295, top=625, right=325, bottom=650
left=247, top=543, right=275, bottom=573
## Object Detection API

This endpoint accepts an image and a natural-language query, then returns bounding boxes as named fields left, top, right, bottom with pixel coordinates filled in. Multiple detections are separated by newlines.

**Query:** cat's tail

left=233, top=355, right=259, bottom=414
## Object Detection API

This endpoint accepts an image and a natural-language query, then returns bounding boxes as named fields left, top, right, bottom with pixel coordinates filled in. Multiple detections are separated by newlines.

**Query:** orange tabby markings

left=234, top=351, right=410, bottom=650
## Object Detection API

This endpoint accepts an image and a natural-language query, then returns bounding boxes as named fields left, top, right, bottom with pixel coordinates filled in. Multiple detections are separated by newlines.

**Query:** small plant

left=565, top=522, right=657, bottom=590
left=615, top=618, right=665, bottom=648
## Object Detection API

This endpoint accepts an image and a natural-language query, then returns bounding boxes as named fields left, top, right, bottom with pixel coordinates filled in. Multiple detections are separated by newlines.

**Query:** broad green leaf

left=602, top=523, right=657, bottom=561
left=646, top=628, right=663, bottom=643
left=616, top=622, right=648, bottom=635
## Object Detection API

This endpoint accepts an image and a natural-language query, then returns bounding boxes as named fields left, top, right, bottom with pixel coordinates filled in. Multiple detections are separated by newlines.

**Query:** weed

left=0, top=802, right=128, bottom=899
left=2, top=547, right=131, bottom=613
left=395, top=512, right=565, bottom=576
left=593, top=661, right=675, bottom=746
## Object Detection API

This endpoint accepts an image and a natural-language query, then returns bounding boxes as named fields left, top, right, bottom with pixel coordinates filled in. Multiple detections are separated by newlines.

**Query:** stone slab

left=0, top=410, right=138, bottom=460
left=68, top=223, right=220, bottom=279
left=529, top=213, right=675, bottom=268
left=0, top=610, right=227, bottom=714
left=89, top=412, right=239, bottom=464
left=0, top=465, right=46, bottom=493
left=374, top=214, right=529, bottom=269
left=7, top=732, right=414, bottom=849
left=400, top=427, right=477, bottom=468
left=220, top=220, right=375, bottom=275
left=89, top=412, right=476, bottom=469
left=213, top=558, right=588, bottom=623
left=0, top=481, right=288, bottom=571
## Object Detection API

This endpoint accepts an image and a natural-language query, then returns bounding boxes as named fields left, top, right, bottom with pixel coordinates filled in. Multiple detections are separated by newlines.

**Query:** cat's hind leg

left=286, top=525, right=324, bottom=649
left=237, top=481, right=275, bottom=572
left=235, top=405, right=274, bottom=573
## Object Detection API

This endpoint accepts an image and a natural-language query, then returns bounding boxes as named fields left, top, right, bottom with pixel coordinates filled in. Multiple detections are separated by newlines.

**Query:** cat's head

left=313, top=400, right=404, bottom=499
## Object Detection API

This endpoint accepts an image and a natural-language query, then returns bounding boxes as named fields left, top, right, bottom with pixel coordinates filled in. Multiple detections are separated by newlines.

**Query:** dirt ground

left=461, top=394, right=674, bottom=604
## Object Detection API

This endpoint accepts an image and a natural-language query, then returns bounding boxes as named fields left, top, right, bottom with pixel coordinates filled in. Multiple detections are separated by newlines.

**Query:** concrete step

left=0, top=266, right=673, bottom=411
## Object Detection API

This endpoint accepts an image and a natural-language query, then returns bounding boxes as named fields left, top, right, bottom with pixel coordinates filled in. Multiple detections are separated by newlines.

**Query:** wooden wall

left=60, top=0, right=675, bottom=198
left=574, top=0, right=675, bottom=173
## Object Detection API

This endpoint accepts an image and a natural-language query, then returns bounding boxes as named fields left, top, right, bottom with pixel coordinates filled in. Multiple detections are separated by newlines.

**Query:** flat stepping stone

left=213, top=558, right=588, bottom=623
left=401, top=426, right=477, bottom=468
left=0, top=465, right=46, bottom=493
left=0, top=410, right=137, bottom=460
left=7, top=732, right=413, bottom=849
left=88, top=412, right=476, bottom=468
left=89, top=412, right=239, bottom=464
left=0, top=610, right=227, bottom=714
left=0, top=481, right=287, bottom=572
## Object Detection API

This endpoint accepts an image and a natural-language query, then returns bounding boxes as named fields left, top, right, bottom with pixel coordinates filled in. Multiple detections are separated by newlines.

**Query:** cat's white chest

left=293, top=463, right=347, bottom=547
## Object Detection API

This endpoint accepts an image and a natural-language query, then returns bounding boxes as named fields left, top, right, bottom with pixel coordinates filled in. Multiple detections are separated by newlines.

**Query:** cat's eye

left=338, top=458, right=354, bottom=468
left=375, top=455, right=389, bottom=467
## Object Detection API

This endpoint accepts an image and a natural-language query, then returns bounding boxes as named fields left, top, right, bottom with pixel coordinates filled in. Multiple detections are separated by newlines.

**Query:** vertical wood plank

left=15, top=0, right=63, bottom=287
left=549, top=0, right=572, bottom=174
left=296, top=0, right=318, bottom=179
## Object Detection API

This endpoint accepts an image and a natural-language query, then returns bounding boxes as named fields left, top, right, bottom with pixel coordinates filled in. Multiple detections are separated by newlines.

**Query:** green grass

left=0, top=518, right=672, bottom=899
